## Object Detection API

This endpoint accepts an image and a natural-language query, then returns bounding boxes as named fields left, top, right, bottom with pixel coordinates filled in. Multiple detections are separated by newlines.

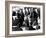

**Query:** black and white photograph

left=9, top=3, right=44, bottom=35
left=12, top=7, right=40, bottom=31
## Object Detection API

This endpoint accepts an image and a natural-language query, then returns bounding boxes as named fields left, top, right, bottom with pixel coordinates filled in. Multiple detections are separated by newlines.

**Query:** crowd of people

left=12, top=7, right=40, bottom=31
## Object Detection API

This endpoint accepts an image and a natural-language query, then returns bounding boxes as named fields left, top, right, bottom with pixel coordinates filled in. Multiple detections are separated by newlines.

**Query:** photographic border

left=5, top=1, right=45, bottom=37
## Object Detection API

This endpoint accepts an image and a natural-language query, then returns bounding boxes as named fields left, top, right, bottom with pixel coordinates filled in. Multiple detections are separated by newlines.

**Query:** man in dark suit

left=29, top=8, right=39, bottom=30
left=12, top=10, right=23, bottom=31
left=17, top=9, right=24, bottom=27
left=30, top=8, right=38, bottom=25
